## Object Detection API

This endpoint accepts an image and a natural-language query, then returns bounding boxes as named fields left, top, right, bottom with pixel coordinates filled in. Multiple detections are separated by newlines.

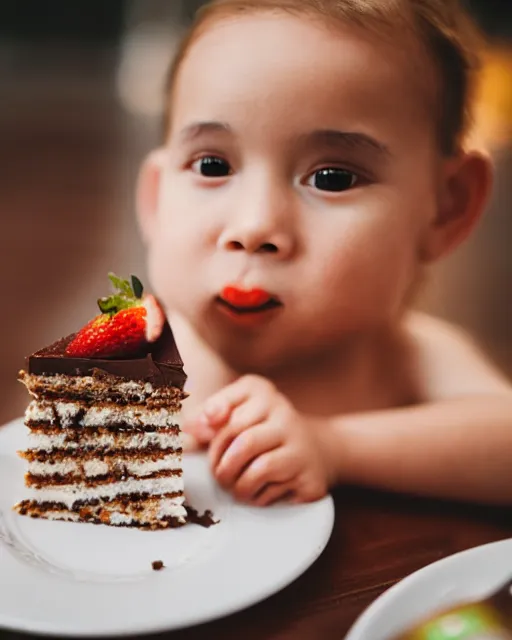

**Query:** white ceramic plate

left=0, top=418, right=334, bottom=637
left=345, top=537, right=512, bottom=640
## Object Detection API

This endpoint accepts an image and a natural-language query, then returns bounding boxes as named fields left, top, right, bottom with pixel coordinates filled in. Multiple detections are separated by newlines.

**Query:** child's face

left=143, top=14, right=444, bottom=372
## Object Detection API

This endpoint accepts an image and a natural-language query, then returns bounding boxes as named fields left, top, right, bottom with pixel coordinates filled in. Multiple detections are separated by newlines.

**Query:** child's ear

left=136, top=148, right=166, bottom=245
left=420, top=150, right=493, bottom=262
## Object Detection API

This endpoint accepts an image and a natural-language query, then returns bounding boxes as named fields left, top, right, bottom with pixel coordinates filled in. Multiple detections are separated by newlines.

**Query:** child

left=136, top=0, right=512, bottom=507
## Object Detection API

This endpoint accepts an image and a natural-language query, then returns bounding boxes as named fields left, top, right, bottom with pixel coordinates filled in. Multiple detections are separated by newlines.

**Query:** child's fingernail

left=196, top=414, right=216, bottom=440
left=204, top=401, right=225, bottom=420
left=182, top=433, right=201, bottom=452
left=199, top=412, right=217, bottom=428
left=200, top=427, right=216, bottom=441
left=198, top=412, right=210, bottom=425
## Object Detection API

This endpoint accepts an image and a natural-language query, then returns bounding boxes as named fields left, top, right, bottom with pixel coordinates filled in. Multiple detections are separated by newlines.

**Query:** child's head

left=137, top=0, right=492, bottom=373
left=166, top=0, right=482, bottom=156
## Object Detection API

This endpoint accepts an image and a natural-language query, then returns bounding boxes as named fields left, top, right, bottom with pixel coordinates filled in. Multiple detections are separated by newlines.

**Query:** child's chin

left=213, top=335, right=293, bottom=375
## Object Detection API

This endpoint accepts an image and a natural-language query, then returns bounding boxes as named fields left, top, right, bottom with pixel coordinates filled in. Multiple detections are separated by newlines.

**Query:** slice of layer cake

left=15, top=274, right=188, bottom=529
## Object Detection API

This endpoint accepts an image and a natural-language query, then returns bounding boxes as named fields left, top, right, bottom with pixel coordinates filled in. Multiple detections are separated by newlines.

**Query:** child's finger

left=208, top=398, right=272, bottom=469
left=181, top=432, right=206, bottom=452
left=201, top=384, right=250, bottom=426
left=214, top=423, right=282, bottom=488
left=202, top=375, right=274, bottom=428
left=201, top=400, right=232, bottom=428
left=184, top=389, right=262, bottom=442
left=220, top=396, right=269, bottom=432
left=182, top=412, right=217, bottom=443
left=232, top=450, right=295, bottom=502
left=143, top=294, right=166, bottom=342
left=251, top=483, right=296, bottom=507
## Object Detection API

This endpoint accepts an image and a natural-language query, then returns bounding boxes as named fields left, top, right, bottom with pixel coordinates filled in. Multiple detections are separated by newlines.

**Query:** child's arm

left=324, top=313, right=512, bottom=504
left=325, top=395, right=512, bottom=504
left=184, top=314, right=512, bottom=505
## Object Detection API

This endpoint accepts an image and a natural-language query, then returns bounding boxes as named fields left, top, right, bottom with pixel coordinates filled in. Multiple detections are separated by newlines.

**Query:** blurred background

left=0, top=0, right=511, bottom=424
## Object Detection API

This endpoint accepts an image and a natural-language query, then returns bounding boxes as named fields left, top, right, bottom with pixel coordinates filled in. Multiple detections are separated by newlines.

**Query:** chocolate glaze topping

left=27, top=322, right=187, bottom=390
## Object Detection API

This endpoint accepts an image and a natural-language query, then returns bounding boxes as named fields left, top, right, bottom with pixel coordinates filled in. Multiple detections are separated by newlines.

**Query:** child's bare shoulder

left=403, top=311, right=511, bottom=402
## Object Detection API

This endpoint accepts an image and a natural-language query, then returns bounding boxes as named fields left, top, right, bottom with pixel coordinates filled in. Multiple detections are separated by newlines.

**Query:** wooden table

left=1, top=488, right=511, bottom=640
left=152, top=490, right=512, bottom=640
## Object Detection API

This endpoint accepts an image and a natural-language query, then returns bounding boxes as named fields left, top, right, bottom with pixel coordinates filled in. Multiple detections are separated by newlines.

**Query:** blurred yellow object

left=391, top=577, right=512, bottom=639
left=470, top=46, right=512, bottom=149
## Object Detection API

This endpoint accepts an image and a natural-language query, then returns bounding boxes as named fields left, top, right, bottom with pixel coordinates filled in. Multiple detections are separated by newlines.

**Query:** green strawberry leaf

left=98, top=294, right=137, bottom=315
left=131, top=275, right=144, bottom=299
left=108, top=273, right=134, bottom=298
left=98, top=296, right=117, bottom=315
left=96, top=273, right=143, bottom=315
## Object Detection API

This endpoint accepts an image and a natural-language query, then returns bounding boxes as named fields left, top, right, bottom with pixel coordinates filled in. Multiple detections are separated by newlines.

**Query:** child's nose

left=216, top=191, right=297, bottom=258
left=217, top=229, right=294, bottom=256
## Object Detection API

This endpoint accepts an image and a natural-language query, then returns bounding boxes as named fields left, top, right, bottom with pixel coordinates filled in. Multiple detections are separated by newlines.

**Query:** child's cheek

left=145, top=211, right=206, bottom=316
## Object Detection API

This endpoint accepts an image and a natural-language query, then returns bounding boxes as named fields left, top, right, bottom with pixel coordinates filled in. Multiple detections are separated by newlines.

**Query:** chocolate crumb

left=152, top=561, right=165, bottom=571
left=185, top=505, right=219, bottom=528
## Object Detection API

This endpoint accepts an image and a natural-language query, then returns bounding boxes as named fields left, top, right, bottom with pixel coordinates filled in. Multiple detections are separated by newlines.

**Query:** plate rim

left=0, top=417, right=335, bottom=637
left=344, top=537, right=512, bottom=640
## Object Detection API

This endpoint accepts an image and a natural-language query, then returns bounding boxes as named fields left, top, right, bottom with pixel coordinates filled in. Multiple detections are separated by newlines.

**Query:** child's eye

left=191, top=156, right=231, bottom=178
left=307, top=168, right=358, bottom=192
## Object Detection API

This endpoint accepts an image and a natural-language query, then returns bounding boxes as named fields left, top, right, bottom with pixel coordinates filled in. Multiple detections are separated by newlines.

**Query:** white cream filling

left=81, top=406, right=181, bottom=428
left=26, top=401, right=181, bottom=428
left=158, top=498, right=187, bottom=518
left=118, top=380, right=154, bottom=396
left=26, top=403, right=54, bottom=423
left=28, top=431, right=182, bottom=452
left=28, top=454, right=182, bottom=478
left=28, top=459, right=106, bottom=477
left=29, top=477, right=184, bottom=508
left=108, top=504, right=187, bottom=525
left=83, top=460, right=110, bottom=476
left=109, top=512, right=138, bottom=525
left=55, top=402, right=81, bottom=425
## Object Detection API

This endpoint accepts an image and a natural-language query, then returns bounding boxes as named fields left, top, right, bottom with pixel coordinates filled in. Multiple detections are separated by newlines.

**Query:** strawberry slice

left=221, top=286, right=272, bottom=309
left=65, top=273, right=160, bottom=359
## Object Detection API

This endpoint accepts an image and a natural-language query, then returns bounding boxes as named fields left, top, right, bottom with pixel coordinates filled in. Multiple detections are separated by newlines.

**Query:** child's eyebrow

left=176, top=122, right=391, bottom=159
left=300, top=130, right=392, bottom=158
left=178, top=121, right=232, bottom=143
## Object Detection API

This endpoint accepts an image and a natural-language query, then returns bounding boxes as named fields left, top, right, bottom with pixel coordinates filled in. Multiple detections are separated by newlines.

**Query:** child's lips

left=217, top=286, right=283, bottom=316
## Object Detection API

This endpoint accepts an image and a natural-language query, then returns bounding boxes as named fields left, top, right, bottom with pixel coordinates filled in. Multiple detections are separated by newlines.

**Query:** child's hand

left=184, top=376, right=332, bottom=506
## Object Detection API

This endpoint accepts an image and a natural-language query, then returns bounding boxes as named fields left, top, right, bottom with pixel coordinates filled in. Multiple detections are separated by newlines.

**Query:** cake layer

left=27, top=429, right=182, bottom=453
left=22, top=448, right=181, bottom=464
left=15, top=494, right=187, bottom=528
left=25, top=400, right=182, bottom=430
left=27, top=456, right=182, bottom=481
left=19, top=370, right=185, bottom=407
left=25, top=477, right=184, bottom=508
left=27, top=468, right=181, bottom=489
left=17, top=491, right=183, bottom=509
left=27, top=424, right=180, bottom=435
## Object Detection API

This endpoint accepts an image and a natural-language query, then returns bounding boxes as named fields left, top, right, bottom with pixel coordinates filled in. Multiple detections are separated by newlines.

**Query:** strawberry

left=66, top=274, right=160, bottom=359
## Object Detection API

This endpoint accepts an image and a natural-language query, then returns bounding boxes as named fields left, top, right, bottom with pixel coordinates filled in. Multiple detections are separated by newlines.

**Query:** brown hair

left=164, top=0, right=483, bottom=155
